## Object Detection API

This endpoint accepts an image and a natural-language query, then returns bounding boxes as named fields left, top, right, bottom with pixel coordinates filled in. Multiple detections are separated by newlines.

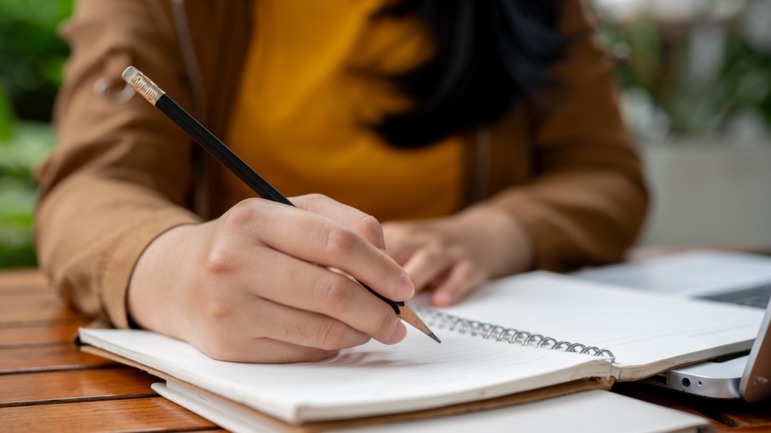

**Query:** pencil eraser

left=122, top=65, right=139, bottom=83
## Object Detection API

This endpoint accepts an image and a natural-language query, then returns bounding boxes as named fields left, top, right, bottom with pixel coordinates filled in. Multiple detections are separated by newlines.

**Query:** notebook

left=574, top=250, right=771, bottom=401
left=78, top=271, right=762, bottom=430
left=153, top=385, right=715, bottom=433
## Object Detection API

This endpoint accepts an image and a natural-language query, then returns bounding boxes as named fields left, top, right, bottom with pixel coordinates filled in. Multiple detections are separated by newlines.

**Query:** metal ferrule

left=122, top=66, right=165, bottom=105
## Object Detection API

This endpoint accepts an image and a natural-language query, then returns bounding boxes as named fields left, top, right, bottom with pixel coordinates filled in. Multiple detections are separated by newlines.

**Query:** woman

left=36, top=0, right=648, bottom=363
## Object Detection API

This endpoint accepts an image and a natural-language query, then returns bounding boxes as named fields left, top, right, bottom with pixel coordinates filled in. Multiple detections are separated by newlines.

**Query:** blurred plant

left=0, top=0, right=73, bottom=122
left=0, top=110, right=56, bottom=268
left=593, top=0, right=771, bottom=143
left=0, top=0, right=72, bottom=268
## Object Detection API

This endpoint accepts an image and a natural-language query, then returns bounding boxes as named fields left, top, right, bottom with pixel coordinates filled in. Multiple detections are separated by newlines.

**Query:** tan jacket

left=36, top=0, right=648, bottom=328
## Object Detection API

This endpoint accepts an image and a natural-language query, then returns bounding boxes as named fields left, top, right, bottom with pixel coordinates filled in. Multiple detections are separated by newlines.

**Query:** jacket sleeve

left=35, top=0, right=201, bottom=328
left=489, top=0, right=649, bottom=271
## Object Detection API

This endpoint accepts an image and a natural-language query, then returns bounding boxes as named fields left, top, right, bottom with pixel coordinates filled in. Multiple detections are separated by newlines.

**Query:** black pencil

left=122, top=66, right=440, bottom=344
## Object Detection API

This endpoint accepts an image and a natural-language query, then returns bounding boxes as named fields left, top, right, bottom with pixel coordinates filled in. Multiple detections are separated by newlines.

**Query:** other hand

left=383, top=204, right=532, bottom=307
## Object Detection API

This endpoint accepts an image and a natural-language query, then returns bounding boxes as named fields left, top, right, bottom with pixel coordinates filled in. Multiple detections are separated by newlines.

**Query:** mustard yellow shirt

left=224, top=0, right=463, bottom=221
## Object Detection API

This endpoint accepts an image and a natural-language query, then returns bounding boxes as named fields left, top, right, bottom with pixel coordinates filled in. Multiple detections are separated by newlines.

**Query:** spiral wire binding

left=417, top=308, right=615, bottom=362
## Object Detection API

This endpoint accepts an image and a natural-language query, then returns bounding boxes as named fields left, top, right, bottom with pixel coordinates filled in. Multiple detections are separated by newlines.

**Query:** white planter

left=638, top=138, right=771, bottom=248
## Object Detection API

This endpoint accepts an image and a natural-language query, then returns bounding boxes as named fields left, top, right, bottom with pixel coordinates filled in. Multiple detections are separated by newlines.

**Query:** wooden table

left=0, top=269, right=219, bottom=432
left=2, top=269, right=770, bottom=432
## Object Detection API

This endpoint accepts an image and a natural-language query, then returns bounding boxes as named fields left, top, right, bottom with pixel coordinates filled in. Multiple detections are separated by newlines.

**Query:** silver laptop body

left=574, top=250, right=771, bottom=402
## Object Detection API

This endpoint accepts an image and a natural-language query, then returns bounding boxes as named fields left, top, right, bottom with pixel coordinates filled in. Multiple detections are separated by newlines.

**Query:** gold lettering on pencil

left=121, top=66, right=165, bottom=105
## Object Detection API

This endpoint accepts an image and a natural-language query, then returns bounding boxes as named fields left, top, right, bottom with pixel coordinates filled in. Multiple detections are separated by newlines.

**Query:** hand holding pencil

left=123, top=66, right=438, bottom=363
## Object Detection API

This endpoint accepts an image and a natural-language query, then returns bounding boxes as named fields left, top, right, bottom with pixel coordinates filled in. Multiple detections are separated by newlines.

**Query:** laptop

left=574, top=250, right=771, bottom=402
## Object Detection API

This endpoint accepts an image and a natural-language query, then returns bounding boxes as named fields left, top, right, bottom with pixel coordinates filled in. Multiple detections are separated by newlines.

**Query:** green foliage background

left=0, top=0, right=73, bottom=268
left=594, top=3, right=771, bottom=140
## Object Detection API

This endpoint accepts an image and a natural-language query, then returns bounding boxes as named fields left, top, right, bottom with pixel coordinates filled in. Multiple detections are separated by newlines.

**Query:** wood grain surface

left=1, top=268, right=769, bottom=432
left=0, top=269, right=223, bottom=432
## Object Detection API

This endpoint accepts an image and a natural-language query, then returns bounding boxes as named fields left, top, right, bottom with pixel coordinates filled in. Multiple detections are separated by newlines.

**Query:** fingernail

left=395, top=275, right=415, bottom=299
left=389, top=321, right=407, bottom=343
left=433, top=290, right=451, bottom=306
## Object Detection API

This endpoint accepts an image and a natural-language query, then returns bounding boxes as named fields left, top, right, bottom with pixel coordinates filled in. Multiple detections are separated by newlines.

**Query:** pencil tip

left=397, top=304, right=440, bottom=344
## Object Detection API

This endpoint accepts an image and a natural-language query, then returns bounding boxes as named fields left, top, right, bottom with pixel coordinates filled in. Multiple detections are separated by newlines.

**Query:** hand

left=127, top=194, right=414, bottom=363
left=383, top=204, right=533, bottom=307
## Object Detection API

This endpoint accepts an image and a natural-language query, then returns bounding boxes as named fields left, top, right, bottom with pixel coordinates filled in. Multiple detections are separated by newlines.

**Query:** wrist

left=127, top=224, right=199, bottom=335
left=457, top=204, right=534, bottom=277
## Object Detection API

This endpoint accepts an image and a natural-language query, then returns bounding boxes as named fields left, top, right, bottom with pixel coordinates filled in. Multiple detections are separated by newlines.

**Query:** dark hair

left=373, top=0, right=567, bottom=148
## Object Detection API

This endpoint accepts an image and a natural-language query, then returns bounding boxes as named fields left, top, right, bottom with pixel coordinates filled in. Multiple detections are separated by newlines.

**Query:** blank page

left=80, top=325, right=609, bottom=424
left=432, top=272, right=764, bottom=380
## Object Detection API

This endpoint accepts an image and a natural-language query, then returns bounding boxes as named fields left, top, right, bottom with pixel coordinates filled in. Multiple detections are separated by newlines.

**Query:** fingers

left=402, top=247, right=485, bottom=306
left=229, top=247, right=408, bottom=345
left=400, top=242, right=460, bottom=290
left=223, top=198, right=414, bottom=302
left=383, top=221, right=488, bottom=306
left=292, top=194, right=386, bottom=250
left=192, top=250, right=407, bottom=362
left=382, top=225, right=419, bottom=265
left=195, top=298, right=371, bottom=363
left=431, top=259, right=485, bottom=307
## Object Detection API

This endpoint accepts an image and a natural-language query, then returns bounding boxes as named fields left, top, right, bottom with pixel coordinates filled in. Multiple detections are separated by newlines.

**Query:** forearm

left=35, top=173, right=200, bottom=328
left=481, top=0, right=649, bottom=271
left=37, top=0, right=201, bottom=327
left=449, top=202, right=534, bottom=277
left=489, top=167, right=648, bottom=272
